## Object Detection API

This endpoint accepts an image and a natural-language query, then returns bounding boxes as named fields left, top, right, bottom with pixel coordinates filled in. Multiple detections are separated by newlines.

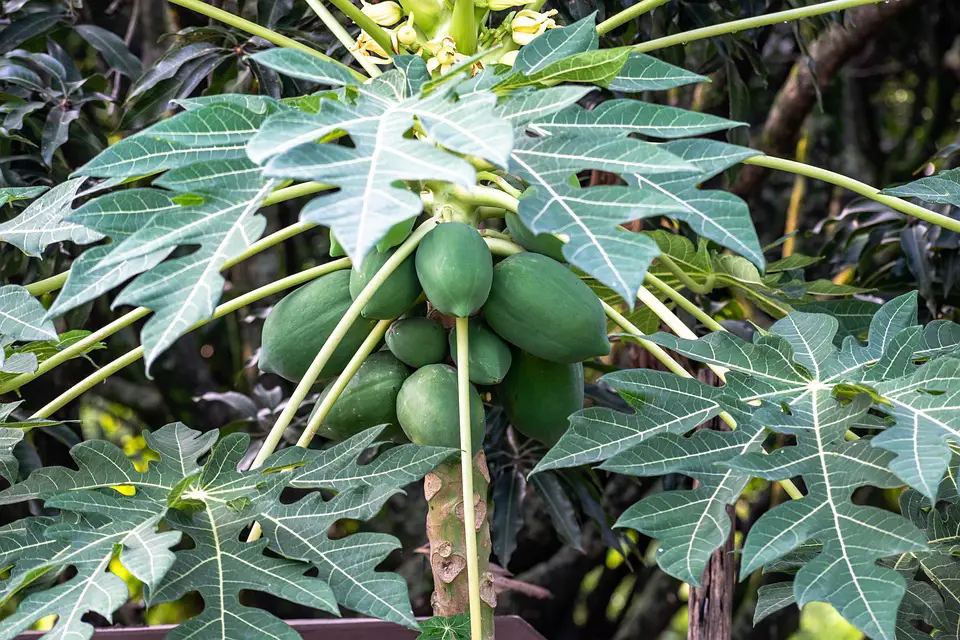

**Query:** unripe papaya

left=310, top=352, right=410, bottom=442
left=484, top=253, right=610, bottom=363
left=415, top=222, right=492, bottom=317
left=385, top=317, right=447, bottom=368
left=396, top=364, right=485, bottom=451
left=449, top=318, right=512, bottom=385
left=260, top=270, right=377, bottom=382
left=499, top=351, right=583, bottom=446
left=505, top=211, right=565, bottom=262
left=349, top=247, right=421, bottom=320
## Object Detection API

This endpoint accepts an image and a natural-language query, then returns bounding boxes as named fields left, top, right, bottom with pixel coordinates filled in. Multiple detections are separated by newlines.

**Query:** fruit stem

left=455, top=316, right=484, bottom=640
left=477, top=172, right=523, bottom=199
left=27, top=259, right=352, bottom=419
left=167, top=0, right=367, bottom=81
left=24, top=272, right=68, bottom=296
left=247, top=218, right=440, bottom=472
left=743, top=155, right=960, bottom=233
left=633, top=0, right=888, bottom=54
left=304, top=0, right=383, bottom=77
left=296, top=318, right=393, bottom=448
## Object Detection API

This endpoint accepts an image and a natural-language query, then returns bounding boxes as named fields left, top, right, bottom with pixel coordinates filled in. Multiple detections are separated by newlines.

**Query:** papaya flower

left=425, top=37, right=463, bottom=75
left=510, top=9, right=557, bottom=46
left=397, top=13, right=419, bottom=48
left=360, top=0, right=404, bottom=27
left=352, top=30, right=395, bottom=65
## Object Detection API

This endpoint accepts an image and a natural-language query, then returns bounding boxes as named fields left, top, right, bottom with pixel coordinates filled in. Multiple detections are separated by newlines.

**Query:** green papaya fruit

left=377, top=217, right=417, bottom=252
left=483, top=253, right=610, bottom=363
left=259, top=270, right=377, bottom=382
left=505, top=211, right=565, bottom=262
left=415, top=222, right=492, bottom=317
left=310, top=352, right=410, bottom=442
left=385, top=317, right=447, bottom=368
left=499, top=351, right=583, bottom=446
left=349, top=248, right=421, bottom=320
left=396, top=364, right=485, bottom=451
left=449, top=318, right=512, bottom=385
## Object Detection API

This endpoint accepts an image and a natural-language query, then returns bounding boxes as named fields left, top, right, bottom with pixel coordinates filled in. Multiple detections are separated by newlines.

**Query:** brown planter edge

left=16, top=616, right=544, bottom=639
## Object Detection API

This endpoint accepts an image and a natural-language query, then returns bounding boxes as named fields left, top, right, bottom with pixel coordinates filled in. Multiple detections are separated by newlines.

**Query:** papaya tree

left=1, top=1, right=959, bottom=639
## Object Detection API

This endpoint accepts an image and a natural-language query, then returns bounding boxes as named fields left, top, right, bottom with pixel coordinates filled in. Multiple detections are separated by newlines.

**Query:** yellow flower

left=511, top=9, right=557, bottom=46
left=352, top=30, right=394, bottom=65
left=361, top=0, right=404, bottom=27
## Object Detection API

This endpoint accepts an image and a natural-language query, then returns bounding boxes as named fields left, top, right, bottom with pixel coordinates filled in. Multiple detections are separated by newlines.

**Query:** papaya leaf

left=881, top=168, right=960, bottom=208
left=0, top=284, right=57, bottom=342
left=0, top=424, right=448, bottom=639
left=608, top=53, right=708, bottom=92
left=513, top=13, right=599, bottom=75
left=0, top=178, right=100, bottom=256
left=753, top=582, right=796, bottom=625
left=254, top=68, right=512, bottom=265
left=531, top=100, right=743, bottom=139
left=0, top=185, right=47, bottom=206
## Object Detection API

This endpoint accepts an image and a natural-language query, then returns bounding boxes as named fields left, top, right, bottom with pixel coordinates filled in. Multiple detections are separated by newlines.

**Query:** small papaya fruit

left=260, top=270, right=377, bottom=382
left=483, top=253, right=610, bottom=363
left=385, top=317, right=447, bottom=368
left=310, top=352, right=410, bottom=442
left=505, top=211, right=566, bottom=262
left=449, top=318, right=512, bottom=385
left=396, top=364, right=485, bottom=451
left=415, top=222, right=492, bottom=317
left=499, top=350, right=583, bottom=446
left=349, top=248, right=421, bottom=320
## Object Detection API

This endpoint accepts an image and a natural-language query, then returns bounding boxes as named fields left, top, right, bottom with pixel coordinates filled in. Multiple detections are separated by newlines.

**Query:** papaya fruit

left=499, top=350, right=583, bottom=446
left=483, top=253, right=610, bottom=363
left=415, top=221, right=492, bottom=317
left=377, top=217, right=417, bottom=252
left=385, top=317, right=447, bottom=368
left=449, top=318, right=512, bottom=385
left=259, top=270, right=377, bottom=382
left=505, top=211, right=565, bottom=262
left=396, top=364, right=485, bottom=451
left=310, top=352, right=410, bottom=442
left=349, top=247, right=421, bottom=320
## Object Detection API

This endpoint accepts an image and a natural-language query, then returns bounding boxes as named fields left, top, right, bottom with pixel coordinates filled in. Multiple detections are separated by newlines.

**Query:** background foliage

left=2, top=0, right=960, bottom=638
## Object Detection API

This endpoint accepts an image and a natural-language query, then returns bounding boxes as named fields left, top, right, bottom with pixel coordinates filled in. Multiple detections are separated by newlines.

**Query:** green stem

left=477, top=172, right=523, bottom=199
left=744, top=155, right=960, bottom=233
left=24, top=272, right=68, bottom=296
left=28, top=259, right=352, bottom=419
left=454, top=316, right=484, bottom=640
left=295, top=318, right=393, bottom=448
left=262, top=181, right=332, bottom=207
left=456, top=185, right=520, bottom=213
left=3, top=217, right=330, bottom=396
left=305, top=0, right=383, bottom=77
left=449, top=0, right=477, bottom=55
left=634, top=0, right=887, bottom=53
left=597, top=0, right=671, bottom=36
left=656, top=254, right=716, bottom=295
left=645, top=273, right=726, bottom=334
left=246, top=218, right=439, bottom=471
left=326, top=0, right=396, bottom=58
left=167, top=0, right=367, bottom=81
left=481, top=236, right=523, bottom=256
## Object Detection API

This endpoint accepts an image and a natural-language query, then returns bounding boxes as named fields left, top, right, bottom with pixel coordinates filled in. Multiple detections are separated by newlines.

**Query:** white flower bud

left=361, top=1, right=404, bottom=27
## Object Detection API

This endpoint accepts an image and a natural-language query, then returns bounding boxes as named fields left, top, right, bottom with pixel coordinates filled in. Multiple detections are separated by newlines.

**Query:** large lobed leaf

left=0, top=424, right=451, bottom=640
left=541, top=293, right=960, bottom=639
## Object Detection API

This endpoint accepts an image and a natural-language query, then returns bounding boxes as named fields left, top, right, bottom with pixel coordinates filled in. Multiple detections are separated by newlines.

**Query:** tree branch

left=733, top=0, right=923, bottom=198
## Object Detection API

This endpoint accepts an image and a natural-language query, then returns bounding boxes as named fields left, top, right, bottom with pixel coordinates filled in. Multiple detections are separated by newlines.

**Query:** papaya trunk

left=424, top=452, right=495, bottom=638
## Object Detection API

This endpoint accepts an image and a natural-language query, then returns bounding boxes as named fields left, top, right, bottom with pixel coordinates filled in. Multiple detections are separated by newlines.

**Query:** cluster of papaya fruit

left=258, top=221, right=611, bottom=450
